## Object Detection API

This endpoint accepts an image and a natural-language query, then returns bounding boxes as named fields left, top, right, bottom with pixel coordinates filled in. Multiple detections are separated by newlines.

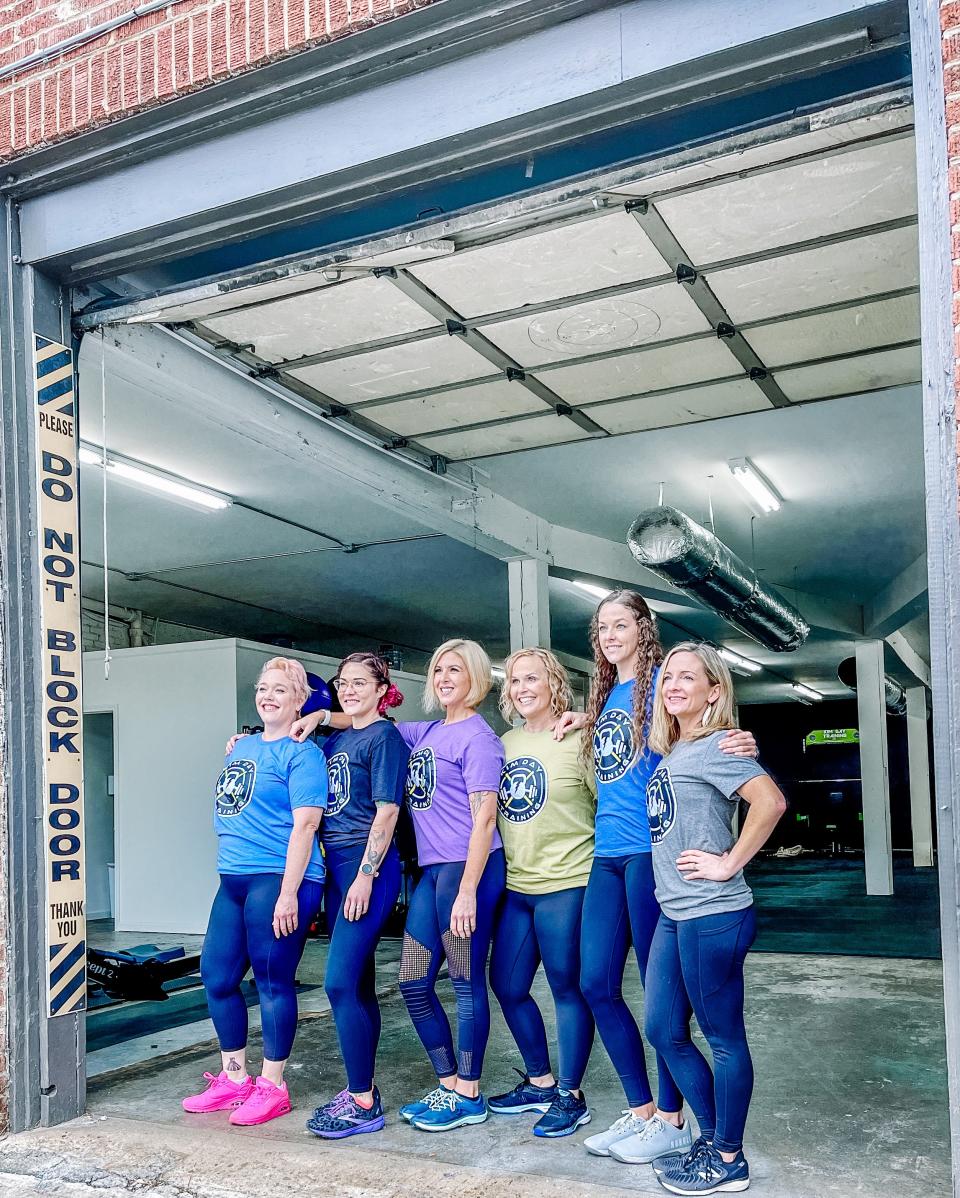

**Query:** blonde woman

left=643, top=643, right=786, bottom=1195
left=291, top=638, right=505, bottom=1133
left=487, top=648, right=596, bottom=1138
left=182, top=658, right=328, bottom=1127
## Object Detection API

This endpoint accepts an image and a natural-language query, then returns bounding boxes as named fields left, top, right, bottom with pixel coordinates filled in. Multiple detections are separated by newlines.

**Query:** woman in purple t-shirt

left=292, top=637, right=506, bottom=1133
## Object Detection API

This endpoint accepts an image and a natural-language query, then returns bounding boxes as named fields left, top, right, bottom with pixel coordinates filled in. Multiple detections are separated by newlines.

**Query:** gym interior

left=6, top=1, right=954, bottom=1194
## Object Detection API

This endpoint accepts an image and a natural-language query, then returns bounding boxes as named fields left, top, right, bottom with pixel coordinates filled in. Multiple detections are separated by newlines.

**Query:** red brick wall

left=0, top=0, right=437, bottom=159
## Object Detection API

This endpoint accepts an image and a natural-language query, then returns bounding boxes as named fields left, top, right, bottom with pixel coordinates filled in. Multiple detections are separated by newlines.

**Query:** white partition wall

left=83, top=638, right=428, bottom=935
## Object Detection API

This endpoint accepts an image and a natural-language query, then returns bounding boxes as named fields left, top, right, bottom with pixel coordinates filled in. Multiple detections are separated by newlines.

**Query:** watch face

left=361, top=863, right=374, bottom=875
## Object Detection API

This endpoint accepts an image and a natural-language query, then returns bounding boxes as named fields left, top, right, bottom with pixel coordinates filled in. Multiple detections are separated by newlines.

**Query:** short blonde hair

left=258, top=657, right=311, bottom=710
left=648, top=642, right=736, bottom=756
left=499, top=647, right=573, bottom=723
left=423, top=639, right=492, bottom=713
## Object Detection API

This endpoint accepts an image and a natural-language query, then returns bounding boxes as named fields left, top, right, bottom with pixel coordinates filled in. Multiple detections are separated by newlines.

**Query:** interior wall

left=82, top=712, right=115, bottom=919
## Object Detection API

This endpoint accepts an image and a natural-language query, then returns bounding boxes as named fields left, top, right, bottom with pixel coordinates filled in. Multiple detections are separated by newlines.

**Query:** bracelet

left=318, top=709, right=331, bottom=728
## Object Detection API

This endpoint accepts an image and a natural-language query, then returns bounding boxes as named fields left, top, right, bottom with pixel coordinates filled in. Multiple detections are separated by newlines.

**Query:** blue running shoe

left=306, top=1087, right=385, bottom=1139
left=488, top=1070, right=557, bottom=1115
left=399, top=1084, right=450, bottom=1124
left=532, top=1089, right=591, bottom=1138
left=410, top=1089, right=488, bottom=1131
left=653, top=1137, right=712, bottom=1179
left=658, top=1145, right=750, bottom=1194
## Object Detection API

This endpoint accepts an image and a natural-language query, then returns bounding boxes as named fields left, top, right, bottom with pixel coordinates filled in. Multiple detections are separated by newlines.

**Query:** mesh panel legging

left=200, top=872, right=323, bottom=1062
left=323, top=842, right=402, bottom=1093
left=398, top=849, right=506, bottom=1082
left=489, top=886, right=594, bottom=1091
left=579, top=852, right=683, bottom=1110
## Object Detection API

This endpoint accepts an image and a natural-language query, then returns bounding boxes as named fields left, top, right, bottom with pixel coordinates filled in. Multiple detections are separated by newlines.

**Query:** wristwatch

left=360, top=862, right=375, bottom=876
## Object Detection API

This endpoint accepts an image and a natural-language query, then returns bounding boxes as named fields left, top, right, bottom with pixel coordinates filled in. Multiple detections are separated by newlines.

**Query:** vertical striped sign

left=35, top=334, right=86, bottom=1018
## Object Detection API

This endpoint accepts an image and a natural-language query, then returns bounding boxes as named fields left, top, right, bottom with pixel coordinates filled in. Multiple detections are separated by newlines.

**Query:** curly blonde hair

left=498, top=647, right=573, bottom=724
left=648, top=642, right=736, bottom=756
left=580, top=590, right=663, bottom=771
left=257, top=657, right=311, bottom=710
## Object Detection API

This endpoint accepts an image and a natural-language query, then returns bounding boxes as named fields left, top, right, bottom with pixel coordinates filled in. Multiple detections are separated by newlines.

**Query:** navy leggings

left=645, top=906, right=757, bottom=1153
left=399, top=849, right=506, bottom=1082
left=579, top=852, right=683, bottom=1111
left=200, top=872, right=323, bottom=1062
left=323, top=842, right=402, bottom=1093
left=489, top=886, right=594, bottom=1091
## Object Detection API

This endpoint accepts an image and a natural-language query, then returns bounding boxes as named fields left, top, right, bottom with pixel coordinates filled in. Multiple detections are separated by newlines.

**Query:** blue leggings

left=399, top=849, right=506, bottom=1082
left=645, top=906, right=757, bottom=1153
left=489, top=886, right=594, bottom=1091
left=323, top=842, right=402, bottom=1093
left=579, top=852, right=683, bottom=1111
left=200, top=872, right=323, bottom=1062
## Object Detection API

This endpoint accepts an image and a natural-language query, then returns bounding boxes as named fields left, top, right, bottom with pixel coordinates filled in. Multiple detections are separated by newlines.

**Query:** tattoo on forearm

left=365, top=827, right=386, bottom=867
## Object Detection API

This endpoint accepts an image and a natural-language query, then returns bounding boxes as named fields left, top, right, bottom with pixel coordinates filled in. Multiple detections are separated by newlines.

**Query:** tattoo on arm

left=364, top=827, right=386, bottom=868
left=469, top=792, right=484, bottom=824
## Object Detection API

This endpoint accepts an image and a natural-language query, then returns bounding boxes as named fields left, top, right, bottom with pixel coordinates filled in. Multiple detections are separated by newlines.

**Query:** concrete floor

left=43, top=951, right=947, bottom=1198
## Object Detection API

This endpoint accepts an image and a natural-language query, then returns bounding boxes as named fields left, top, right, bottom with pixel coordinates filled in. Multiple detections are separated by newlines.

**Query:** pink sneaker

left=182, top=1071, right=254, bottom=1113
left=229, top=1076, right=292, bottom=1126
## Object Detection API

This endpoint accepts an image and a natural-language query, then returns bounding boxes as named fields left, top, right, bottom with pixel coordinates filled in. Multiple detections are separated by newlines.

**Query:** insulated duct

left=837, top=657, right=907, bottom=716
left=626, top=504, right=810, bottom=652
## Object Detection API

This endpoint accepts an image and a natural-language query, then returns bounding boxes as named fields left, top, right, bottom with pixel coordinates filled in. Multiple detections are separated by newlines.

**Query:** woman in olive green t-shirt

left=487, top=648, right=596, bottom=1139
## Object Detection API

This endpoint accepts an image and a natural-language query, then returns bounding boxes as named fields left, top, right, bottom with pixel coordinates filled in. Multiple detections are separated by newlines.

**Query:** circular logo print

left=405, top=747, right=437, bottom=811
left=528, top=299, right=662, bottom=356
left=498, top=756, right=548, bottom=823
left=646, top=765, right=677, bottom=845
left=215, top=760, right=256, bottom=817
left=326, top=752, right=350, bottom=817
left=593, top=709, right=635, bottom=784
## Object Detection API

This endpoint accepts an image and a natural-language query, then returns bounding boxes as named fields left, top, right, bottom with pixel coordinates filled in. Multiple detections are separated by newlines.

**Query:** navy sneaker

left=410, top=1089, right=488, bottom=1131
left=654, top=1135, right=713, bottom=1178
left=306, top=1087, right=385, bottom=1139
left=488, top=1070, right=557, bottom=1114
left=658, top=1145, right=750, bottom=1194
left=399, top=1084, right=450, bottom=1123
left=532, top=1089, right=591, bottom=1138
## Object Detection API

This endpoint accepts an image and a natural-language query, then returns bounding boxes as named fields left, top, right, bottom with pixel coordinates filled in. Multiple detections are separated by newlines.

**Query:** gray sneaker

left=609, top=1114, right=693, bottom=1164
left=583, top=1111, right=647, bottom=1156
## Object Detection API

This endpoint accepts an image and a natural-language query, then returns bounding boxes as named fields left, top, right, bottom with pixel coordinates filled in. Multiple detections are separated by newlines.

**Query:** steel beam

left=855, top=639, right=894, bottom=896
left=906, top=685, right=934, bottom=868
left=863, top=552, right=928, bottom=636
left=508, top=558, right=551, bottom=651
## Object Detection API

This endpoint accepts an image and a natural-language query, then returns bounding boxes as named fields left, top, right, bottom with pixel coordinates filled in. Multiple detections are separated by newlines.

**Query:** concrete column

left=508, top=558, right=550, bottom=652
left=906, top=686, right=934, bottom=867
left=855, top=640, right=893, bottom=895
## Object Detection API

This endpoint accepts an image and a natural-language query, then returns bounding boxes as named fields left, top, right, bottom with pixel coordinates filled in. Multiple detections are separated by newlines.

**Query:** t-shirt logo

left=646, top=764, right=677, bottom=845
left=406, top=747, right=437, bottom=810
left=498, top=756, right=548, bottom=823
left=327, top=752, right=350, bottom=817
left=216, top=760, right=256, bottom=817
left=594, top=709, right=635, bottom=783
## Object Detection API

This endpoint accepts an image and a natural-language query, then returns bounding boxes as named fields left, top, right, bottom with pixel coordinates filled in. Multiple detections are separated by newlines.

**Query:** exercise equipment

left=87, top=943, right=201, bottom=1004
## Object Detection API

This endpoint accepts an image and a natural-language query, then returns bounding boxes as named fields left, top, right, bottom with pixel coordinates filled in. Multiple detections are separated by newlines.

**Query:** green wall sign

left=804, top=728, right=859, bottom=747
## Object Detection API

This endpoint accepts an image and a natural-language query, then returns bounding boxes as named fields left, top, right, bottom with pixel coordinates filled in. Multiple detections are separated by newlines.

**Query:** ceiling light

left=572, top=579, right=612, bottom=602
left=719, top=647, right=762, bottom=676
left=79, top=442, right=232, bottom=511
left=491, top=666, right=506, bottom=680
left=792, top=683, right=823, bottom=702
left=728, top=457, right=782, bottom=514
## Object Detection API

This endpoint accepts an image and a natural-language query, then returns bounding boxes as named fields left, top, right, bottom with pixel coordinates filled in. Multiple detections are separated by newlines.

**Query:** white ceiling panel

left=360, top=379, right=548, bottom=436
left=289, top=337, right=494, bottom=403
left=708, top=224, right=918, bottom=325
left=409, top=212, right=669, bottom=318
left=587, top=379, right=769, bottom=434
left=657, top=137, right=917, bottom=264
left=743, top=293, right=920, bottom=368
left=774, top=345, right=922, bottom=402
left=482, top=282, right=712, bottom=366
left=201, top=276, right=440, bottom=364
left=542, top=337, right=741, bottom=404
left=420, top=416, right=592, bottom=459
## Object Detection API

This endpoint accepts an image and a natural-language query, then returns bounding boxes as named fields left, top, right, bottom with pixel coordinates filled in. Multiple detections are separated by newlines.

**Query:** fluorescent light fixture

left=719, top=647, right=762, bottom=676
left=79, top=442, right=232, bottom=512
left=792, top=683, right=823, bottom=702
left=728, top=457, right=782, bottom=514
left=491, top=666, right=506, bottom=681
left=572, top=579, right=612, bottom=602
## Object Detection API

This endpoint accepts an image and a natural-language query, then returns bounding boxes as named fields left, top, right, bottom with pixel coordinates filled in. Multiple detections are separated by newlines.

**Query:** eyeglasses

left=333, top=677, right=374, bottom=693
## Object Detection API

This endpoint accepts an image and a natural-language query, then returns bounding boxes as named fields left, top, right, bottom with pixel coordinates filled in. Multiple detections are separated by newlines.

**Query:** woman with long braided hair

left=556, top=591, right=755, bottom=1169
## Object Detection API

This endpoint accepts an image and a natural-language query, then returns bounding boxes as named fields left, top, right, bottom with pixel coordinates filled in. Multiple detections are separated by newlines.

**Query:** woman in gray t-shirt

left=642, top=642, right=786, bottom=1196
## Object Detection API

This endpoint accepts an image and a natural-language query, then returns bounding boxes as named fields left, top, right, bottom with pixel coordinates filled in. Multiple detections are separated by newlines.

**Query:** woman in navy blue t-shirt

left=305, top=652, right=410, bottom=1141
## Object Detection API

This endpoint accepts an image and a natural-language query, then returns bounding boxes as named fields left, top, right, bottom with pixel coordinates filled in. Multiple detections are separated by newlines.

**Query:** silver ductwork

left=837, top=657, right=907, bottom=716
left=626, top=505, right=809, bottom=652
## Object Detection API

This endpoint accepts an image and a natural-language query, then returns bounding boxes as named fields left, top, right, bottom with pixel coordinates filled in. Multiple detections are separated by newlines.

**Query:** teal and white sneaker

left=410, top=1089, right=488, bottom=1131
left=399, top=1084, right=450, bottom=1123
left=658, top=1145, right=750, bottom=1194
left=583, top=1110, right=647, bottom=1156
left=609, top=1114, right=693, bottom=1164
